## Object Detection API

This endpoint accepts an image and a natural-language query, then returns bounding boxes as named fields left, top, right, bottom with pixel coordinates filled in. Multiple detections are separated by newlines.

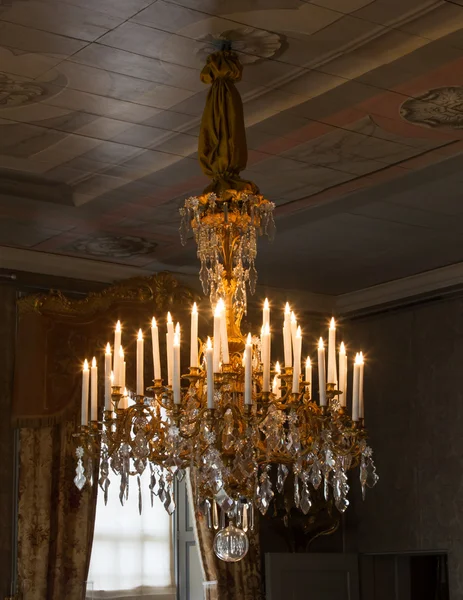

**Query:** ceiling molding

left=336, top=261, right=463, bottom=315
left=0, top=246, right=153, bottom=283
left=2, top=247, right=462, bottom=315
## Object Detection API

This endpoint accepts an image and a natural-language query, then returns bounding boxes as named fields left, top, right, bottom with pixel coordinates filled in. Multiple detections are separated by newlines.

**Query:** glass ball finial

left=213, top=524, right=249, bottom=562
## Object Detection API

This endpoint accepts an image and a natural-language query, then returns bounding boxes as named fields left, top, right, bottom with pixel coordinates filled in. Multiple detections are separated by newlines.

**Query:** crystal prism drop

left=366, top=461, right=379, bottom=488
left=74, top=458, right=86, bottom=491
left=300, top=484, right=312, bottom=515
left=276, top=464, right=289, bottom=493
left=249, top=502, right=255, bottom=531
left=242, top=504, right=249, bottom=533
left=310, top=466, right=322, bottom=490
left=294, top=477, right=300, bottom=509
left=249, top=264, right=257, bottom=295
left=257, top=474, right=274, bottom=515
left=212, top=500, right=219, bottom=530
left=204, top=499, right=212, bottom=529
left=324, top=475, right=330, bottom=501
left=266, top=213, right=276, bottom=242
left=215, top=488, right=235, bottom=514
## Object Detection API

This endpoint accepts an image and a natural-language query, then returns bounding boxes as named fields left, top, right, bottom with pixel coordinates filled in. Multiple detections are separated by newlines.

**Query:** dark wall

left=0, top=284, right=17, bottom=596
left=345, top=295, right=463, bottom=598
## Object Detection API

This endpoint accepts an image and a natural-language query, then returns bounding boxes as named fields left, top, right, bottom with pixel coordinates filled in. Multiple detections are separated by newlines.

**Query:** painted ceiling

left=1, top=0, right=463, bottom=294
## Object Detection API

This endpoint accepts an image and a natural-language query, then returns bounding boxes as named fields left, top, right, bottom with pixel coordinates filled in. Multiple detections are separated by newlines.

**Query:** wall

left=345, top=294, right=463, bottom=598
left=0, top=284, right=17, bottom=596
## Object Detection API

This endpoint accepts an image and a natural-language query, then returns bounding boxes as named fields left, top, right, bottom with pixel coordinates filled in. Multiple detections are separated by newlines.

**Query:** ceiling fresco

left=1, top=0, right=463, bottom=293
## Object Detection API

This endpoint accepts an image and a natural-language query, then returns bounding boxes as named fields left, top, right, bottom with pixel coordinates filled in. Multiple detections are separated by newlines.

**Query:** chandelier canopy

left=74, top=49, right=378, bottom=563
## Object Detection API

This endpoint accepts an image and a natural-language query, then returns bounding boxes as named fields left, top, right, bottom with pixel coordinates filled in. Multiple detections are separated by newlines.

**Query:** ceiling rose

left=73, top=236, right=157, bottom=258
left=400, top=86, right=463, bottom=129
left=197, top=27, right=283, bottom=64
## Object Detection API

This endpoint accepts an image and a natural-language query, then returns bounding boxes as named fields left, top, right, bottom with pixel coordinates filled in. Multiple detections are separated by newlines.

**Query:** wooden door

left=265, top=553, right=360, bottom=600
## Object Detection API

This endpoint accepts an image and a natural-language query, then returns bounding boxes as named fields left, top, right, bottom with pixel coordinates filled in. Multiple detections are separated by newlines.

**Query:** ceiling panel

left=1, top=0, right=463, bottom=293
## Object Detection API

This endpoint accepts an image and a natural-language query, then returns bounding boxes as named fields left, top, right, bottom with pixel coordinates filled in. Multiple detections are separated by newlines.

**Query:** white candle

left=81, top=359, right=89, bottom=426
left=274, top=361, right=281, bottom=398
left=244, top=333, right=252, bottom=405
left=272, top=375, right=279, bottom=397
left=167, top=312, right=174, bottom=386
left=173, top=329, right=181, bottom=404
left=136, top=329, right=144, bottom=397
left=110, top=371, right=114, bottom=407
left=120, top=387, right=128, bottom=410
left=113, top=320, right=121, bottom=386
left=151, top=317, right=161, bottom=382
left=218, top=298, right=229, bottom=364
left=190, top=303, right=199, bottom=368
left=318, top=337, right=327, bottom=406
left=305, top=356, right=312, bottom=394
left=262, top=323, right=271, bottom=392
left=359, top=351, right=365, bottom=420
left=213, top=302, right=221, bottom=372
left=327, top=317, right=337, bottom=385
left=290, top=311, right=298, bottom=348
left=120, top=347, right=126, bottom=392
left=104, top=343, right=112, bottom=411
left=206, top=337, right=214, bottom=409
left=292, top=326, right=302, bottom=393
left=90, top=357, right=98, bottom=421
left=283, top=302, right=292, bottom=368
left=352, top=353, right=361, bottom=421
left=339, top=342, right=347, bottom=407
left=263, top=298, right=270, bottom=328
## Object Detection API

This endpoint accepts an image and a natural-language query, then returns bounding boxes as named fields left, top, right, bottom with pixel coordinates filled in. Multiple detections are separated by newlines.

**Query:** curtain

left=188, top=471, right=263, bottom=600
left=17, top=422, right=98, bottom=599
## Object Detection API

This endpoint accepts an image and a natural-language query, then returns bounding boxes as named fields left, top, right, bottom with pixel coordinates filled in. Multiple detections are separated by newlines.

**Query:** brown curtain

left=17, top=423, right=98, bottom=599
left=188, top=471, right=263, bottom=600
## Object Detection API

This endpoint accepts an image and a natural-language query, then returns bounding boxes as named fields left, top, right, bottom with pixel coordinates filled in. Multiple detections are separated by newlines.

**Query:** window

left=87, top=405, right=203, bottom=600
left=87, top=408, right=176, bottom=600
left=87, top=468, right=175, bottom=599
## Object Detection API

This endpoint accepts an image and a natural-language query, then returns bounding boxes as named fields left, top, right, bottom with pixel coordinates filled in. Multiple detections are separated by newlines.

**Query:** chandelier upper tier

left=74, top=49, right=378, bottom=563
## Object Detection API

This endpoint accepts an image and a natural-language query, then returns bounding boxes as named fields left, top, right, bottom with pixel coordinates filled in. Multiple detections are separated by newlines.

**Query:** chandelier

left=74, top=49, right=378, bottom=562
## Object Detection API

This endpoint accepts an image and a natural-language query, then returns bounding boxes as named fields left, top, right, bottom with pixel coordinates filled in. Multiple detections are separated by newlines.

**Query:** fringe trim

left=12, top=403, right=76, bottom=429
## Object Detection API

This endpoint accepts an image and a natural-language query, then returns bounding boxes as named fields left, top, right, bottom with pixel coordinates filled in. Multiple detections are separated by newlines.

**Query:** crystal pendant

left=310, top=463, right=322, bottom=490
left=74, top=447, right=86, bottom=491
left=256, top=470, right=274, bottom=515
left=293, top=477, right=300, bottom=509
left=213, top=524, right=249, bottom=562
left=276, top=464, right=289, bottom=493
left=204, top=499, right=212, bottom=529
left=300, top=483, right=312, bottom=515
left=215, top=488, right=235, bottom=514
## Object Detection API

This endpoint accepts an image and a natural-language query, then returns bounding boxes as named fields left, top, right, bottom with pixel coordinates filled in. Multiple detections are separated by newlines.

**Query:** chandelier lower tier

left=73, top=48, right=378, bottom=563
left=75, top=307, right=378, bottom=561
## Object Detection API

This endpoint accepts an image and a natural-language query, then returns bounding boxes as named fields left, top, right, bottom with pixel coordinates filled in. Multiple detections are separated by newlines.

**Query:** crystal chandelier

left=74, top=49, right=378, bottom=562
